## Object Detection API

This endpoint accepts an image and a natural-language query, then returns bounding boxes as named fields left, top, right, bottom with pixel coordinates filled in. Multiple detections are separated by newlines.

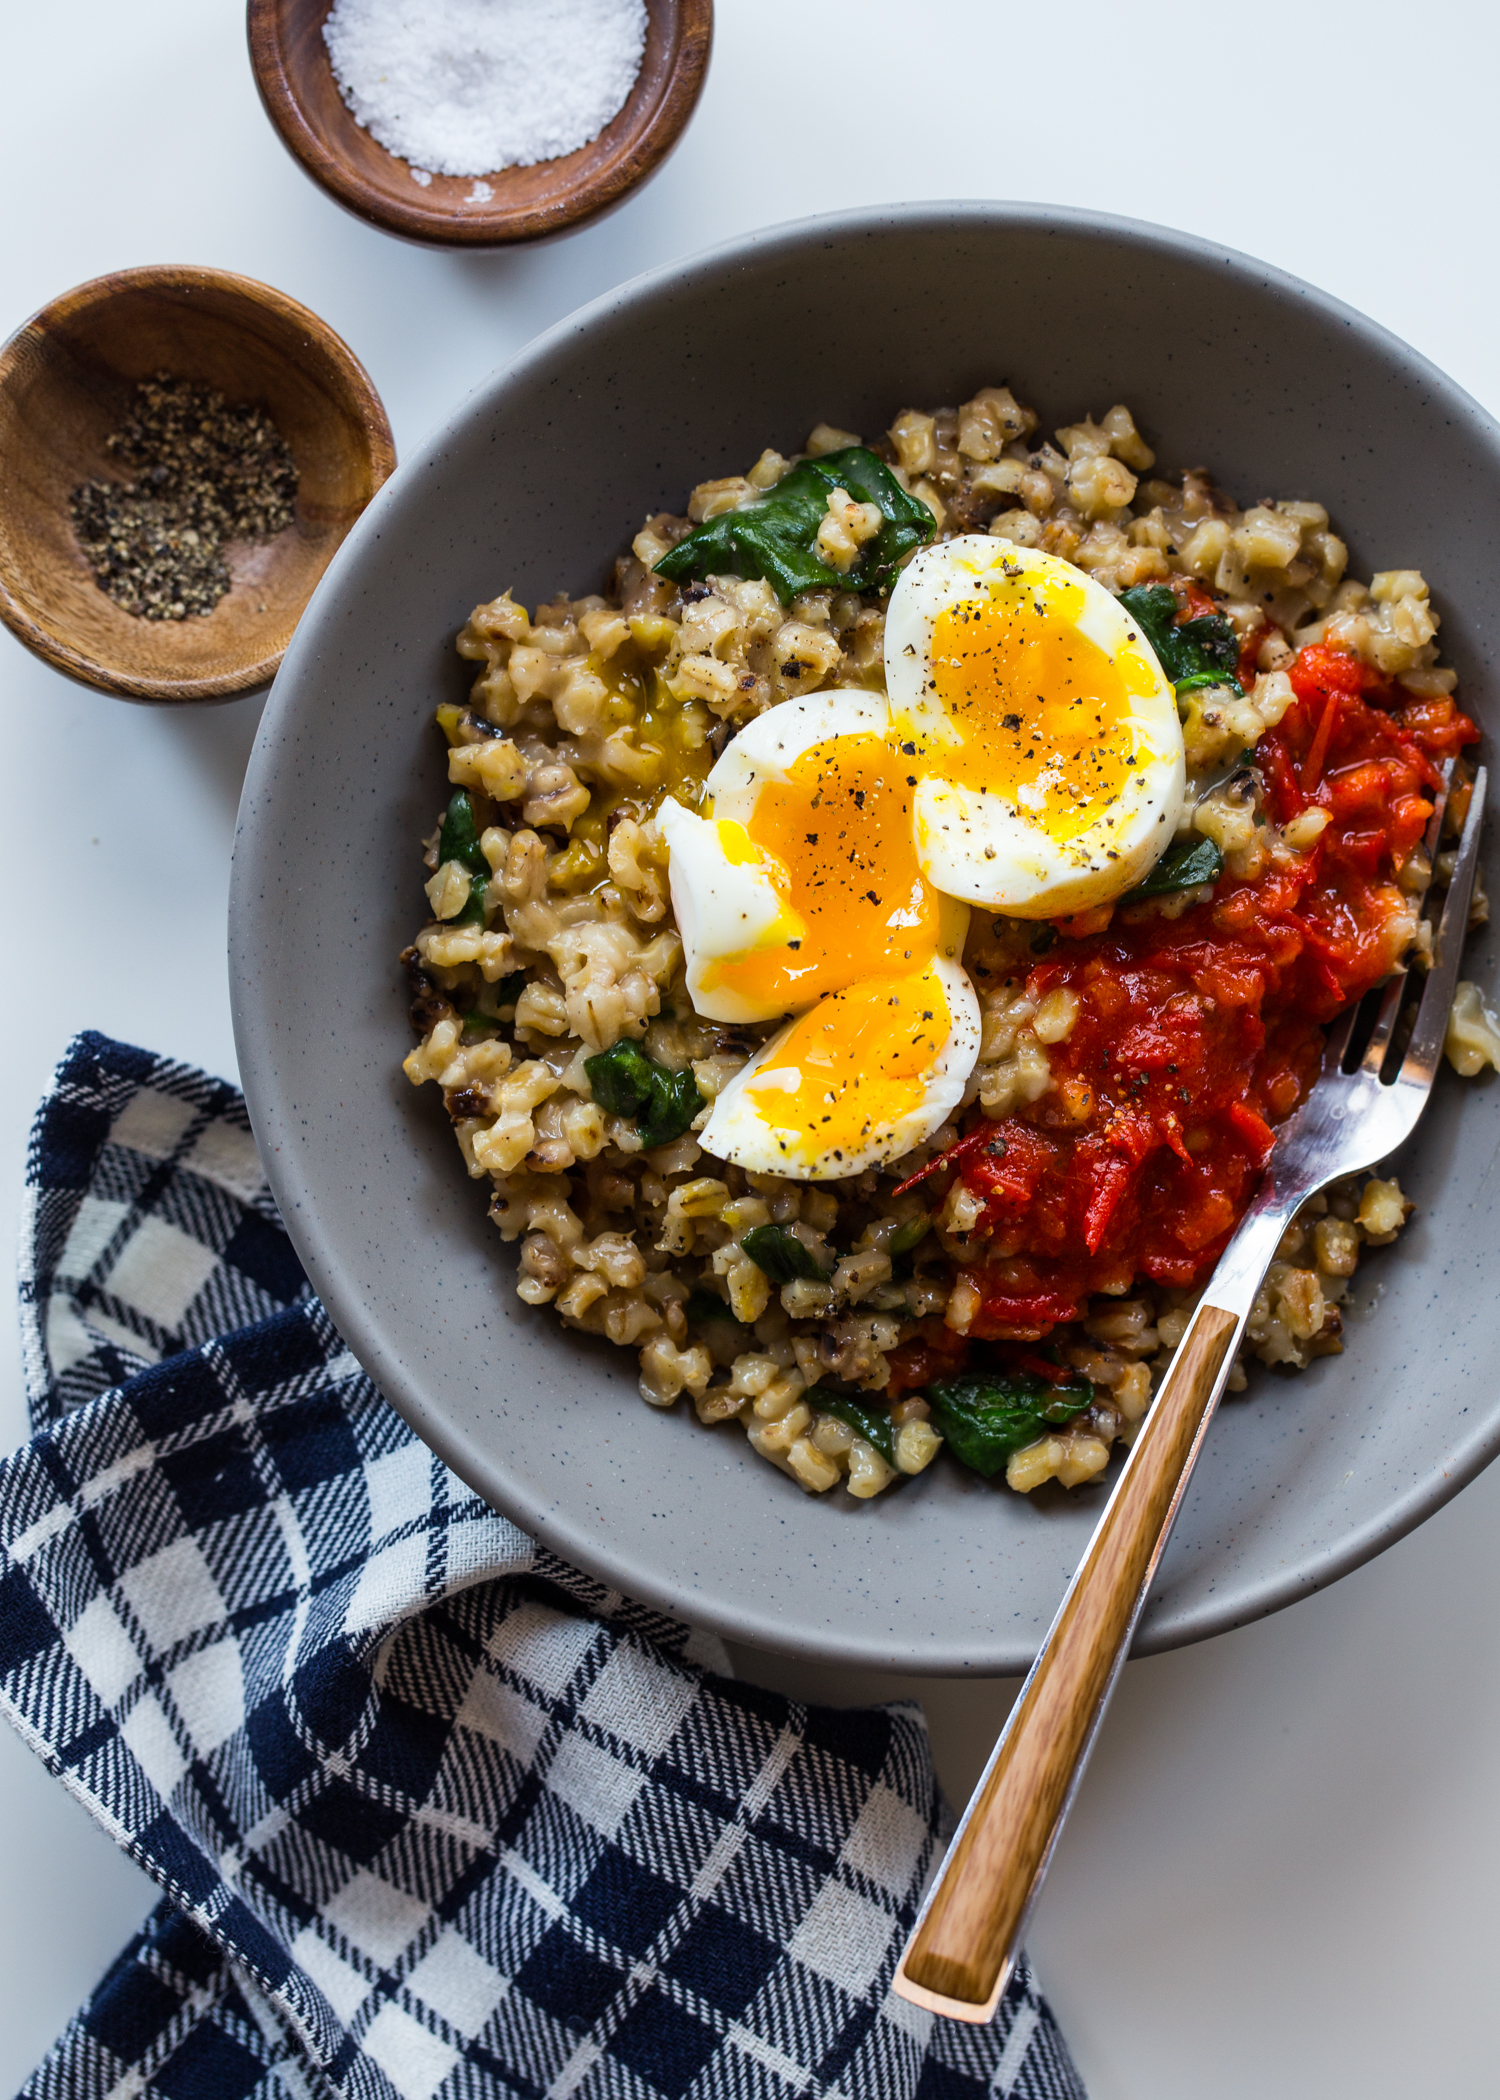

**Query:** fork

left=891, top=760, right=1489, bottom=2025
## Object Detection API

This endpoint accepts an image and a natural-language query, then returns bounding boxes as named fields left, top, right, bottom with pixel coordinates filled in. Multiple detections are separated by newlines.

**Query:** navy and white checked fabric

left=2, top=1033, right=1084, bottom=2100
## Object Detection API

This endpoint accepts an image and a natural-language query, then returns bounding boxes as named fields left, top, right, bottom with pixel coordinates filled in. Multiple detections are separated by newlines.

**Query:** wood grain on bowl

left=247, top=0, right=713, bottom=249
left=0, top=266, right=394, bottom=703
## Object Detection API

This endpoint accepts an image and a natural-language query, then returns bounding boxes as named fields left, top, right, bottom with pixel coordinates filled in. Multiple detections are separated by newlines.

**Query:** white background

left=2, top=2, right=1499, bottom=2093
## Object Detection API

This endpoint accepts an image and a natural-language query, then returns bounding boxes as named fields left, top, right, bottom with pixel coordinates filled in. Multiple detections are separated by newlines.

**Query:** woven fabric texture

left=3, top=1032, right=1083, bottom=2100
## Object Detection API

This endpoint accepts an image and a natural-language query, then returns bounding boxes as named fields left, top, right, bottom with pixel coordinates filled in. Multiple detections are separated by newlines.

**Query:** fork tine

left=1399, top=764, right=1488, bottom=1089
left=1420, top=755, right=1457, bottom=865
left=1359, top=973, right=1409, bottom=1072
left=1323, top=1004, right=1360, bottom=1069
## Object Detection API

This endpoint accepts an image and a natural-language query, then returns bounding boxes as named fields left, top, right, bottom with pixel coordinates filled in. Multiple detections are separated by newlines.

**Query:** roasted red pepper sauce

left=889, top=644, right=1477, bottom=1376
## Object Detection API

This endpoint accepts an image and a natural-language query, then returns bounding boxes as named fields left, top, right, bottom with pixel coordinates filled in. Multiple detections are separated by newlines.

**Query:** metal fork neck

left=1199, top=1175, right=1302, bottom=1325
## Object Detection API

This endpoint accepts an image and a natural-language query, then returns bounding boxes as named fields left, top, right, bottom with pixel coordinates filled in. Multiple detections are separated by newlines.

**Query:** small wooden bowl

left=0, top=265, right=395, bottom=703
left=247, top=0, right=712, bottom=248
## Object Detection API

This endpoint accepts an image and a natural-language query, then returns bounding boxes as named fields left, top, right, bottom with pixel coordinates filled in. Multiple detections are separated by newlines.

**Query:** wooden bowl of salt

left=0, top=265, right=395, bottom=702
left=247, top=0, right=712, bottom=248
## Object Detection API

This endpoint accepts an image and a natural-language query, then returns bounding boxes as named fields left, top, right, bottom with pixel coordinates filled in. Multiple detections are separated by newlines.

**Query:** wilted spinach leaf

left=815, top=1393, right=899, bottom=1466
left=584, top=1042, right=704, bottom=1150
left=654, top=447, right=934, bottom=604
left=439, top=789, right=489, bottom=874
left=888, top=1213, right=931, bottom=1257
left=453, top=873, right=489, bottom=926
left=1121, top=833, right=1224, bottom=903
left=638, top=1069, right=704, bottom=1149
left=740, top=1224, right=833, bottom=1285
left=490, top=971, right=530, bottom=1011
left=926, top=1371, right=1094, bottom=1479
left=1119, top=584, right=1243, bottom=695
left=684, top=1288, right=739, bottom=1328
left=584, top=1041, right=657, bottom=1115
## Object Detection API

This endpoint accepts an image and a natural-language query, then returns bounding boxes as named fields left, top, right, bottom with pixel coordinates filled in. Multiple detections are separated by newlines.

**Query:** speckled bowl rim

left=232, top=202, right=1500, bottom=1674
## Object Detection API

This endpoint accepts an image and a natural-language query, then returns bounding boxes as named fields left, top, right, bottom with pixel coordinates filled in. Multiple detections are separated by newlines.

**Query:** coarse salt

left=322, top=0, right=648, bottom=180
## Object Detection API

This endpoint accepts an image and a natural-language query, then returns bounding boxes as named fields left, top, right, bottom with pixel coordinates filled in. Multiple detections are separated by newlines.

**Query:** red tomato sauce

left=892, top=644, right=1477, bottom=1365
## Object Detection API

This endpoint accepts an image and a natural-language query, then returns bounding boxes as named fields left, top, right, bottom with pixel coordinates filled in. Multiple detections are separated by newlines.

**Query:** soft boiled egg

left=885, top=537, right=1185, bottom=917
left=657, top=691, right=979, bottom=1176
left=658, top=539, right=1185, bottom=1179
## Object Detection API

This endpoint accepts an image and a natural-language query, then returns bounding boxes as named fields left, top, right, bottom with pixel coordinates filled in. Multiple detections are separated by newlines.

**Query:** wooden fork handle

left=893, top=1299, right=1240, bottom=2021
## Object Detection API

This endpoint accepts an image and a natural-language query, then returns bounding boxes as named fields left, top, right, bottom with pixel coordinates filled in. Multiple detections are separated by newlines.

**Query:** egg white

left=659, top=689, right=893, bottom=1025
left=884, top=537, right=1185, bottom=917
left=699, top=947, right=981, bottom=1180
left=655, top=799, right=800, bottom=1024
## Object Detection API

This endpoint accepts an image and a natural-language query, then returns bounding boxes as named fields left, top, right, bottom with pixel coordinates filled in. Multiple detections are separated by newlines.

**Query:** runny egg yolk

left=743, top=961, right=954, bottom=1166
left=910, top=567, right=1162, bottom=841
left=702, top=731, right=943, bottom=1011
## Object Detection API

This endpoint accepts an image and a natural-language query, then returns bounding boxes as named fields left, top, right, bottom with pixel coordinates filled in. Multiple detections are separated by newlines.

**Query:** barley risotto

left=402, top=387, right=1496, bottom=1504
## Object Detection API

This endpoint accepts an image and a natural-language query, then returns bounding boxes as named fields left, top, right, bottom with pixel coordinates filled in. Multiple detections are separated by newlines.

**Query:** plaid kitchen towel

left=2, top=1032, right=1084, bottom=2100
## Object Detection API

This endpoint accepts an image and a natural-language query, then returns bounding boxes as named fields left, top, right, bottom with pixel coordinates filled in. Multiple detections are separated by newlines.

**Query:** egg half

left=886, top=537, right=1185, bottom=917
left=701, top=950, right=981, bottom=1178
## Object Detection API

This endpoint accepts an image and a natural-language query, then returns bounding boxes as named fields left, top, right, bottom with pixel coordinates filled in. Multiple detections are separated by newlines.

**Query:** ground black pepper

left=70, top=373, right=299, bottom=620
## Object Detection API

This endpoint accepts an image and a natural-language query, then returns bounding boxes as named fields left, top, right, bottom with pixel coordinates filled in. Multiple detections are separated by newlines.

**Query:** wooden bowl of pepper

left=247, top=0, right=712, bottom=249
left=0, top=264, right=395, bottom=702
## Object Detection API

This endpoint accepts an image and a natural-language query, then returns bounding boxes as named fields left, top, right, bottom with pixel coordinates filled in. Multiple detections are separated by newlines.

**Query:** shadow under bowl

left=0, top=264, right=395, bottom=703
left=247, top=0, right=713, bottom=249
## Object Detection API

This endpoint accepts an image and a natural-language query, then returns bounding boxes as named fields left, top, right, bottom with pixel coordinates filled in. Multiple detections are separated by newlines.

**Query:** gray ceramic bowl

left=231, top=203, right=1500, bottom=1675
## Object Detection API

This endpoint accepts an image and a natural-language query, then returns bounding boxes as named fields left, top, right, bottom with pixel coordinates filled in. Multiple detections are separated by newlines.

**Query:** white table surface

left=4, top=1, right=1500, bottom=2092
